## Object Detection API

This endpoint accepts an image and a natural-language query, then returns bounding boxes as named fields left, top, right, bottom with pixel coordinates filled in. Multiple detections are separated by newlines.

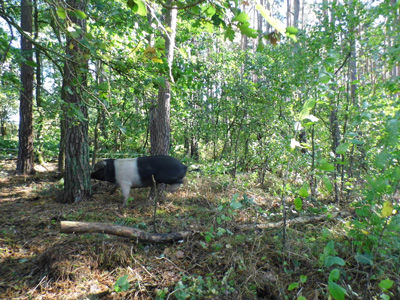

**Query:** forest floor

left=0, top=159, right=383, bottom=300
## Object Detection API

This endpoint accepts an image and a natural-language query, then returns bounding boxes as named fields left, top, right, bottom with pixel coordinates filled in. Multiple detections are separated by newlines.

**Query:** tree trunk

left=61, top=0, right=91, bottom=203
left=33, top=0, right=44, bottom=165
left=287, top=0, right=292, bottom=27
left=148, top=1, right=177, bottom=211
left=150, top=80, right=171, bottom=155
left=149, top=1, right=177, bottom=156
left=58, top=113, right=66, bottom=172
left=293, top=0, right=300, bottom=27
left=16, top=0, right=35, bottom=175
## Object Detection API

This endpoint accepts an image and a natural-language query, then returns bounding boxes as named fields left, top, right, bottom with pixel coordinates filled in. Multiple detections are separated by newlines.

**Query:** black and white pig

left=91, top=155, right=187, bottom=206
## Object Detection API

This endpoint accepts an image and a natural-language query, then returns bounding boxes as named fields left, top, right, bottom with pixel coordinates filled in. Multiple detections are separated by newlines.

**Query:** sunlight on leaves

left=56, top=7, right=67, bottom=19
left=381, top=201, right=393, bottom=218
left=256, top=3, right=286, bottom=36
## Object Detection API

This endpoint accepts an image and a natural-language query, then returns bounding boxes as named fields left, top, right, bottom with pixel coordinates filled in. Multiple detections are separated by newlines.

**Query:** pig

left=91, top=155, right=187, bottom=206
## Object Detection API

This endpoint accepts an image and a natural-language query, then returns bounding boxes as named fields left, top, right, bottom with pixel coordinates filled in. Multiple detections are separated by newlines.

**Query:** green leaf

left=380, top=294, right=390, bottom=300
left=375, top=151, right=390, bottom=169
left=136, top=0, right=147, bottom=16
left=379, top=279, right=394, bottom=291
left=328, top=281, right=346, bottom=300
left=127, top=0, right=147, bottom=16
left=299, top=183, right=309, bottom=198
left=286, top=26, right=298, bottom=34
left=386, top=119, right=399, bottom=146
left=288, top=282, right=299, bottom=291
left=317, top=159, right=335, bottom=172
left=126, top=0, right=135, bottom=8
left=319, top=74, right=331, bottom=84
left=213, top=242, right=223, bottom=251
left=328, top=268, right=341, bottom=281
left=190, top=6, right=201, bottom=15
left=230, top=198, right=243, bottom=210
left=355, top=253, right=373, bottom=265
left=74, top=9, right=87, bottom=19
left=324, top=241, right=336, bottom=256
left=206, top=5, right=216, bottom=17
left=114, top=275, right=130, bottom=292
left=233, top=11, right=249, bottom=23
left=299, top=99, right=316, bottom=120
left=25, top=60, right=38, bottom=68
left=216, top=227, right=226, bottom=236
left=300, top=275, right=307, bottom=283
left=294, top=197, right=303, bottom=211
left=256, top=40, right=265, bottom=52
left=56, top=6, right=67, bottom=19
left=325, top=256, right=345, bottom=268
left=224, top=26, right=235, bottom=41
left=238, top=24, right=258, bottom=38
left=336, top=143, right=349, bottom=155
left=382, top=201, right=393, bottom=217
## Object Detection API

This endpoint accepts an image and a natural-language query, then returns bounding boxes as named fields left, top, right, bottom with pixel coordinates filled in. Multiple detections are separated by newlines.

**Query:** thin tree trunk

left=293, top=0, right=300, bottom=27
left=330, top=105, right=340, bottom=204
left=287, top=0, right=292, bottom=27
left=17, top=0, right=35, bottom=175
left=33, top=0, right=44, bottom=165
left=310, top=123, right=316, bottom=200
left=58, top=113, right=66, bottom=172
left=91, top=60, right=104, bottom=167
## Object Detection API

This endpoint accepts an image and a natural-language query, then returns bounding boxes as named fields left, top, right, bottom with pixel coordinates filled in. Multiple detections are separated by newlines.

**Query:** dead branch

left=60, top=221, right=192, bottom=243
left=237, top=211, right=351, bottom=230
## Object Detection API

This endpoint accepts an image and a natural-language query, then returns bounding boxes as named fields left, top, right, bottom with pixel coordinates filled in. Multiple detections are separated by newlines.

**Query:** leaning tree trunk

left=61, top=0, right=91, bottom=203
left=17, top=0, right=35, bottom=175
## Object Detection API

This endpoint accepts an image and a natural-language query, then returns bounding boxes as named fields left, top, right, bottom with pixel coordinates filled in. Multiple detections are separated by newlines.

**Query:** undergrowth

left=0, top=160, right=399, bottom=299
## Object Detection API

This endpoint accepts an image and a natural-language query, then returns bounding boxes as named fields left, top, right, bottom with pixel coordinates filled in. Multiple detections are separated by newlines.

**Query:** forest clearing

left=1, top=0, right=399, bottom=299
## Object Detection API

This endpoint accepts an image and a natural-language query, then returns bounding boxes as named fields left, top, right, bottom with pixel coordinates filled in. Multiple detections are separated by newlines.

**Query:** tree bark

left=149, top=0, right=177, bottom=156
left=150, top=80, right=171, bottom=155
left=61, top=0, right=91, bottom=203
left=16, top=0, right=35, bottom=175
left=293, top=0, right=300, bottom=27
left=33, top=0, right=44, bottom=165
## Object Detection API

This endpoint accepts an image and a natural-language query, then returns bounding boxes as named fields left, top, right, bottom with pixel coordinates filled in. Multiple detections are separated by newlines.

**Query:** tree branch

left=335, top=52, right=351, bottom=75
left=237, top=211, right=351, bottom=230
left=60, top=221, right=193, bottom=242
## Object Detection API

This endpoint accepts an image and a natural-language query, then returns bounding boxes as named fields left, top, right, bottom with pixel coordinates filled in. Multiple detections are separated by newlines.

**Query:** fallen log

left=237, top=211, right=352, bottom=230
left=60, top=221, right=192, bottom=243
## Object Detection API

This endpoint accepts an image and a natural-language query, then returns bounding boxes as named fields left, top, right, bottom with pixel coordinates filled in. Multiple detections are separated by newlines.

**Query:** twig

left=152, top=174, right=158, bottom=233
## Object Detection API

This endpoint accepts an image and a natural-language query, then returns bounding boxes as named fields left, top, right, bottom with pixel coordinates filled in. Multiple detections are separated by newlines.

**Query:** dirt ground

left=1, top=159, right=287, bottom=300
